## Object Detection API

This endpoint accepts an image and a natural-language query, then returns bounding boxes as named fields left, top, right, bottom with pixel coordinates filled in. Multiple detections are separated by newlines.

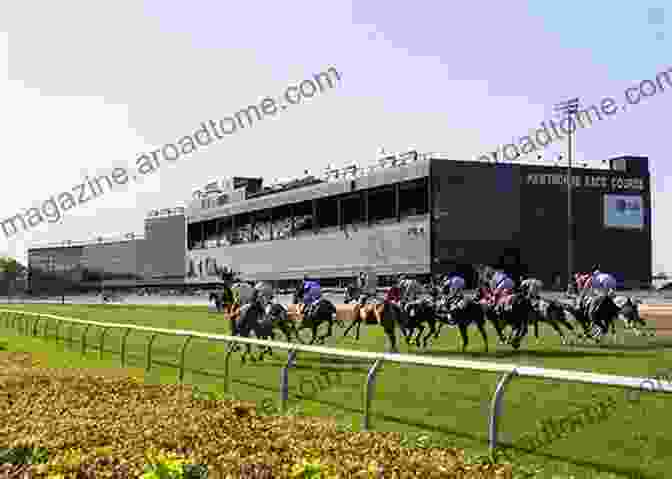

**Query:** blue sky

left=0, top=1, right=669, bottom=272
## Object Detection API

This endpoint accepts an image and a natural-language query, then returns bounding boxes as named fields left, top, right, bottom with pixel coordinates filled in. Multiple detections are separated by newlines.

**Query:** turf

left=1, top=303, right=672, bottom=479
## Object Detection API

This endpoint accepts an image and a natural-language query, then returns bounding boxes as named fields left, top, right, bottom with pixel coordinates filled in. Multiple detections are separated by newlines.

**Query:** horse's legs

left=351, top=305, right=363, bottom=339
left=476, top=319, right=489, bottom=353
left=403, top=321, right=413, bottom=345
left=458, top=323, right=469, bottom=352
left=320, top=319, right=333, bottom=344
left=488, top=310, right=506, bottom=344
left=558, top=313, right=575, bottom=331
left=414, top=324, right=425, bottom=347
left=309, top=323, right=319, bottom=345
left=241, top=342, right=253, bottom=364
left=434, top=322, right=444, bottom=339
left=546, top=319, right=565, bottom=342
left=343, top=318, right=357, bottom=338
left=384, top=323, right=397, bottom=353
left=423, top=319, right=436, bottom=348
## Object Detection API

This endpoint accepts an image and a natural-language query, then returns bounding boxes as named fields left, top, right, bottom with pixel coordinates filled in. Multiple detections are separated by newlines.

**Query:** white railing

left=2, top=308, right=671, bottom=453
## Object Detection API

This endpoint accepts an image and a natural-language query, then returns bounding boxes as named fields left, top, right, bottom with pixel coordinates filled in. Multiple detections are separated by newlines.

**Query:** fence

left=2, top=307, right=672, bottom=453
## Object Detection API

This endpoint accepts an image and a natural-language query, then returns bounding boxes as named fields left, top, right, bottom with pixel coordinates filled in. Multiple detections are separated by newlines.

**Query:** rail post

left=32, top=315, right=40, bottom=337
left=488, top=368, right=518, bottom=454
left=223, top=342, right=234, bottom=393
left=363, top=359, right=383, bottom=431
left=99, top=327, right=109, bottom=359
left=146, top=334, right=158, bottom=372
left=81, top=325, right=92, bottom=356
left=43, top=317, right=49, bottom=337
left=280, top=349, right=297, bottom=414
left=178, top=336, right=193, bottom=383
left=120, top=328, right=132, bottom=366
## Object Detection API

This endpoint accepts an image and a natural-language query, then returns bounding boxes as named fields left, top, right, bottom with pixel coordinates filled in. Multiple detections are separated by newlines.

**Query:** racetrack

left=639, top=303, right=672, bottom=335
left=3, top=299, right=672, bottom=478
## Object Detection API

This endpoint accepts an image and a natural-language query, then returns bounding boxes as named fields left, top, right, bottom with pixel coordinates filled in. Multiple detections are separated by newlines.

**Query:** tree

left=0, top=256, right=26, bottom=300
left=0, top=257, right=27, bottom=277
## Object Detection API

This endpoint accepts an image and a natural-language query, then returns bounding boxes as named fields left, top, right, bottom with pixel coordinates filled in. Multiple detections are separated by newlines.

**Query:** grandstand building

left=27, top=152, right=652, bottom=292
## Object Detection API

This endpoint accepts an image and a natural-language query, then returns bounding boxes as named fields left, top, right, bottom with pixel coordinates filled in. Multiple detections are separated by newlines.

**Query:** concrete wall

left=140, top=215, right=187, bottom=278
left=82, top=241, right=139, bottom=277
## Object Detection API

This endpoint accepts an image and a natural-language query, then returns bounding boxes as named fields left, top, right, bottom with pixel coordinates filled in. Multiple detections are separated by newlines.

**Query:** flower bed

left=0, top=351, right=512, bottom=478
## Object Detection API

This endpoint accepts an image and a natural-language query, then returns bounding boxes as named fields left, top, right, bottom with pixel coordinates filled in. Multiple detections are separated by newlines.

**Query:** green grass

left=2, top=303, right=672, bottom=479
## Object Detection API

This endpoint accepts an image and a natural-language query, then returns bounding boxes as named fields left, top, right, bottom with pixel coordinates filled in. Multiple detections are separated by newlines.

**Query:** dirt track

left=639, top=304, right=672, bottom=336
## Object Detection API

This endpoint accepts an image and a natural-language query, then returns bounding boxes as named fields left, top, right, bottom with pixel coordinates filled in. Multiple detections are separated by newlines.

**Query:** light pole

left=554, top=98, right=579, bottom=292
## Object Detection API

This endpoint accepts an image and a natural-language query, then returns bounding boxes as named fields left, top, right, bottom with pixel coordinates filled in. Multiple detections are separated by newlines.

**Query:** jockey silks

left=303, top=280, right=321, bottom=304
left=492, top=271, right=514, bottom=291
left=593, top=272, right=617, bottom=291
left=446, top=276, right=466, bottom=291
left=384, top=285, right=402, bottom=304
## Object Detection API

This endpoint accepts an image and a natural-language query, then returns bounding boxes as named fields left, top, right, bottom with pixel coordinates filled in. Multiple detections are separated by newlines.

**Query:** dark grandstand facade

left=27, top=153, right=652, bottom=293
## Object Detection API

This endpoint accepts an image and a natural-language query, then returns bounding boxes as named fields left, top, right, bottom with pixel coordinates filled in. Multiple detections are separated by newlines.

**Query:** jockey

left=357, top=268, right=378, bottom=305
left=384, top=279, right=402, bottom=305
left=399, top=275, right=421, bottom=303
left=520, top=278, right=543, bottom=300
left=441, top=274, right=466, bottom=311
left=302, top=276, right=322, bottom=316
left=592, top=270, right=617, bottom=297
left=490, top=270, right=515, bottom=307
left=254, top=281, right=274, bottom=309
left=441, top=274, right=465, bottom=297
left=575, top=270, right=593, bottom=295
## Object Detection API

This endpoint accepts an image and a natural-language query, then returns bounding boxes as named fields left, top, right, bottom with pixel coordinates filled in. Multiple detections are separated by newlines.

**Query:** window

left=232, top=212, right=253, bottom=243
left=293, top=200, right=314, bottom=235
left=271, top=204, right=292, bottom=240
left=400, top=179, right=428, bottom=217
left=253, top=209, right=272, bottom=241
left=187, top=222, right=204, bottom=250
left=204, top=219, right=218, bottom=246
left=317, top=196, right=339, bottom=229
left=368, top=186, right=395, bottom=223
left=342, top=194, right=363, bottom=225
left=217, top=217, right=233, bottom=246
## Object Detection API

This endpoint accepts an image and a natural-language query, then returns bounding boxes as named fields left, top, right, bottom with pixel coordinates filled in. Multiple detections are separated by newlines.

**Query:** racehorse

left=290, top=291, right=341, bottom=344
left=613, top=295, right=653, bottom=337
left=529, top=298, right=576, bottom=344
left=517, top=278, right=576, bottom=344
left=263, top=302, right=300, bottom=342
left=573, top=293, right=621, bottom=342
left=475, top=284, right=535, bottom=349
left=341, top=299, right=405, bottom=353
left=230, top=299, right=273, bottom=362
left=402, top=297, right=439, bottom=348
left=435, top=294, right=490, bottom=352
left=343, top=284, right=361, bottom=304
